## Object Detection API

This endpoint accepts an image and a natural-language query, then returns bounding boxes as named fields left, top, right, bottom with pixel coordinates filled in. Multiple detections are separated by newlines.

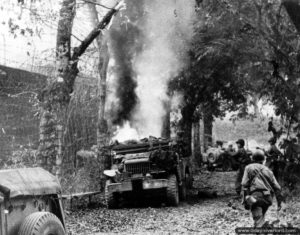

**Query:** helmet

left=252, top=151, right=265, bottom=162
left=268, top=137, right=276, bottom=145
left=236, top=139, right=245, bottom=147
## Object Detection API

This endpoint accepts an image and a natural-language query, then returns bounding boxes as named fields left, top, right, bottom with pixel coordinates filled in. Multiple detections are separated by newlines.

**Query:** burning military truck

left=103, top=137, right=193, bottom=208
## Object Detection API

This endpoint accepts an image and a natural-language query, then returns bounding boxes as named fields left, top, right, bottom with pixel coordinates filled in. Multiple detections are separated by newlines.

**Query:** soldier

left=241, top=151, right=283, bottom=227
left=230, top=139, right=251, bottom=195
left=265, top=137, right=283, bottom=179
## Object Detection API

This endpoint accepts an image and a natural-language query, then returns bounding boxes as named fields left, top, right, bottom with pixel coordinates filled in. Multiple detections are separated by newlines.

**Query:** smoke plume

left=108, top=0, right=145, bottom=125
left=132, top=0, right=196, bottom=137
left=109, top=0, right=196, bottom=138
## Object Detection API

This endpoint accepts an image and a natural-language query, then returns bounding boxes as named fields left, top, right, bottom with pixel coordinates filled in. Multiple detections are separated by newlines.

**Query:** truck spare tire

left=18, top=212, right=65, bottom=235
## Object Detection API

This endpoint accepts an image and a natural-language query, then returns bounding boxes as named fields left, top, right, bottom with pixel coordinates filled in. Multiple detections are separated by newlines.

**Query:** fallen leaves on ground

left=66, top=171, right=300, bottom=235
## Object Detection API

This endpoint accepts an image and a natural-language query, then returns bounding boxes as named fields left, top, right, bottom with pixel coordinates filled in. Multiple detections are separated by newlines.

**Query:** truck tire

left=166, top=174, right=179, bottom=206
left=18, top=212, right=65, bottom=235
left=105, top=179, right=119, bottom=209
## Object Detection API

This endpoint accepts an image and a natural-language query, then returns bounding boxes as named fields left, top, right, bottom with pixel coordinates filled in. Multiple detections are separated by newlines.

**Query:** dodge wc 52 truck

left=0, top=167, right=66, bottom=235
left=104, top=137, right=193, bottom=208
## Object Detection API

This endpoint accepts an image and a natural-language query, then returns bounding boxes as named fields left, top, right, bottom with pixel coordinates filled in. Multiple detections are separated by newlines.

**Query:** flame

left=112, top=121, right=140, bottom=142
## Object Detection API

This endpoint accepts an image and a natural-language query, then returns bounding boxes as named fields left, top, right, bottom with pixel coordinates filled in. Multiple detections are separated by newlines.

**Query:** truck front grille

left=125, top=162, right=151, bottom=174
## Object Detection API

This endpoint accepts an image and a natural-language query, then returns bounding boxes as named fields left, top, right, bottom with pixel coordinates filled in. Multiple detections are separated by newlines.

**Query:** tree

left=86, top=1, right=111, bottom=188
left=37, top=0, right=124, bottom=178
left=248, top=0, right=300, bottom=131
left=169, top=0, right=250, bottom=151
left=282, top=0, right=300, bottom=128
left=282, top=0, right=300, bottom=32
left=169, top=0, right=300, bottom=151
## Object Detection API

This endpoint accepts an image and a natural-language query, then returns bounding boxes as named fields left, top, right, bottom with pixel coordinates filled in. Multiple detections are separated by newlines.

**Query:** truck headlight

left=104, top=170, right=117, bottom=177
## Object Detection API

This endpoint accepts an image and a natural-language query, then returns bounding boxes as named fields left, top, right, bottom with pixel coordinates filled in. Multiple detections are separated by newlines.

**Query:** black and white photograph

left=0, top=0, right=300, bottom=234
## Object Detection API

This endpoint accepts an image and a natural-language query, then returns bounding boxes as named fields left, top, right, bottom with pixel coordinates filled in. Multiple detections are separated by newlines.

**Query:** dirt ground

left=66, top=170, right=300, bottom=235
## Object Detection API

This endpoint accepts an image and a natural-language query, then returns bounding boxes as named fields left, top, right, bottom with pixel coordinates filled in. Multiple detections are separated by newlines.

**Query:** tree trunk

left=181, top=120, right=192, bottom=157
left=162, top=100, right=171, bottom=138
left=38, top=0, right=76, bottom=178
left=199, top=118, right=205, bottom=152
left=38, top=0, right=121, bottom=178
left=203, top=107, right=213, bottom=151
left=179, top=104, right=195, bottom=157
left=252, top=94, right=260, bottom=117
left=87, top=1, right=110, bottom=190
left=192, top=120, right=201, bottom=166
left=96, top=41, right=109, bottom=148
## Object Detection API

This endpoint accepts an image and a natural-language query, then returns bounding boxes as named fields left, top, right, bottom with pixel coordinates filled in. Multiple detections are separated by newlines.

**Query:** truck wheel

left=166, top=174, right=179, bottom=206
left=18, top=212, right=65, bottom=235
left=105, top=179, right=119, bottom=209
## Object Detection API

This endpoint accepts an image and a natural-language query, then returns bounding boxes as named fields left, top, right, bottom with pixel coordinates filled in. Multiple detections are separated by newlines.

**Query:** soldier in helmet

left=265, top=137, right=283, bottom=179
left=241, top=151, right=283, bottom=227
left=229, top=139, right=251, bottom=195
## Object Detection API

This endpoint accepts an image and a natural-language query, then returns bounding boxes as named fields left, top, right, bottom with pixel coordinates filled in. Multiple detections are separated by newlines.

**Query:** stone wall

left=0, top=65, right=46, bottom=160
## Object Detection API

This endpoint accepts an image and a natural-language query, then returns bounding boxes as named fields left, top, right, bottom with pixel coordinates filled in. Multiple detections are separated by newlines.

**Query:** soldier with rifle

left=241, top=151, right=283, bottom=227
left=258, top=137, right=283, bottom=179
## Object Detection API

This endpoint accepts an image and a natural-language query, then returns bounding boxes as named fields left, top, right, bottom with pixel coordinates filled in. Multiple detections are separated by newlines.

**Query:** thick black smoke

left=109, top=0, right=145, bottom=125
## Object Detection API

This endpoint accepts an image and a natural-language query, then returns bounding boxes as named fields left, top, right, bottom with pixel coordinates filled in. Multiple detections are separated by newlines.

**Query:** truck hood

left=121, top=152, right=151, bottom=163
left=0, top=167, right=61, bottom=199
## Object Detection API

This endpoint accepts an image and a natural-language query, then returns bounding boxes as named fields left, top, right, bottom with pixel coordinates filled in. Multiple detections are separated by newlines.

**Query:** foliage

left=1, top=147, right=38, bottom=169
left=0, top=0, right=59, bottom=59
left=63, top=82, right=98, bottom=163
left=247, top=0, right=300, bottom=123
left=168, top=0, right=250, bottom=125
left=169, top=0, right=300, bottom=132
left=61, top=153, right=102, bottom=194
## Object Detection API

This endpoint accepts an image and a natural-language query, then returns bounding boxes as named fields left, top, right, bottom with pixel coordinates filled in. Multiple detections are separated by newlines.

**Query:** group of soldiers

left=230, top=136, right=296, bottom=228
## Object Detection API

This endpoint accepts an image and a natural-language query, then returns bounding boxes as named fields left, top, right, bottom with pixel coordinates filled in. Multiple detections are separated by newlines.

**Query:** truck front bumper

left=107, top=179, right=168, bottom=193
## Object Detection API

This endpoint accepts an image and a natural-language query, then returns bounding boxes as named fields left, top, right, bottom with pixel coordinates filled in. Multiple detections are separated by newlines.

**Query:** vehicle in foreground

left=104, top=137, right=193, bottom=208
left=0, top=167, right=66, bottom=235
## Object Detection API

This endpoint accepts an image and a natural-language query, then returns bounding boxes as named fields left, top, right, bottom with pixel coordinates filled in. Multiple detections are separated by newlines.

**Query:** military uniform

left=233, top=147, right=251, bottom=195
left=266, top=144, right=283, bottom=179
left=242, top=161, right=282, bottom=227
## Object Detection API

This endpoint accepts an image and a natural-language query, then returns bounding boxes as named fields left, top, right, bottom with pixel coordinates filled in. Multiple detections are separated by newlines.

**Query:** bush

left=2, top=147, right=38, bottom=169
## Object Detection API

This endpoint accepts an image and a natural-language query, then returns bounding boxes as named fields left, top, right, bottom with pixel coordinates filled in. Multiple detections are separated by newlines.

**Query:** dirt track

left=66, top=171, right=300, bottom=234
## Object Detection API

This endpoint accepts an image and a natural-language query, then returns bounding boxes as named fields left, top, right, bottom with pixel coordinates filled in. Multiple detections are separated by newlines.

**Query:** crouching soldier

left=241, top=151, right=283, bottom=227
